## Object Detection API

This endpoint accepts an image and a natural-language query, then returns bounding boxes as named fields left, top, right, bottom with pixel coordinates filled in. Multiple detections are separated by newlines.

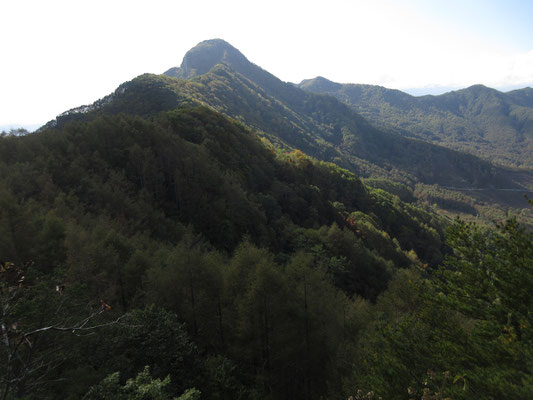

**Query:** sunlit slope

left=299, top=76, right=533, bottom=168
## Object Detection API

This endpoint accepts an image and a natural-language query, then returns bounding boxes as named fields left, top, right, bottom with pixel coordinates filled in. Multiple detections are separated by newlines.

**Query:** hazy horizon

left=2, top=0, right=533, bottom=128
left=2, top=78, right=531, bottom=132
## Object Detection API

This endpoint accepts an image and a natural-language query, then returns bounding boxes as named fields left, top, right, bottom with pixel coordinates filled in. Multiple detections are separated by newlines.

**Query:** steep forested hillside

left=1, top=104, right=449, bottom=399
left=53, top=39, right=521, bottom=191
left=163, top=40, right=520, bottom=189
left=299, top=76, right=533, bottom=168
left=51, top=39, right=532, bottom=223
left=2, top=39, right=533, bottom=400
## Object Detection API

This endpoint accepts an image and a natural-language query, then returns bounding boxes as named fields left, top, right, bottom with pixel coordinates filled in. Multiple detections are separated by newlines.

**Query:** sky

left=1, top=0, right=533, bottom=129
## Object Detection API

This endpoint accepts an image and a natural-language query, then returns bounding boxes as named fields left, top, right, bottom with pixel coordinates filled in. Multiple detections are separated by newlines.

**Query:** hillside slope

left=51, top=40, right=524, bottom=190
left=3, top=39, right=533, bottom=400
left=1, top=104, right=451, bottom=399
left=299, top=76, right=533, bottom=168
left=45, top=39, right=533, bottom=224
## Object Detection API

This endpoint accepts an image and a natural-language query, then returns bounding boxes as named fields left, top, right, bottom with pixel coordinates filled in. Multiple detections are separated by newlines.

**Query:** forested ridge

left=52, top=39, right=533, bottom=224
left=298, top=77, right=533, bottom=169
left=54, top=40, right=526, bottom=191
left=1, top=39, right=533, bottom=399
left=0, top=105, right=447, bottom=398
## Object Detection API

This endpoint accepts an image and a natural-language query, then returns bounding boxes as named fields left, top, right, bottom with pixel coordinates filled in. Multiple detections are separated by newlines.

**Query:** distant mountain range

left=50, top=40, right=529, bottom=189
left=298, top=76, right=533, bottom=168
left=45, top=39, right=533, bottom=222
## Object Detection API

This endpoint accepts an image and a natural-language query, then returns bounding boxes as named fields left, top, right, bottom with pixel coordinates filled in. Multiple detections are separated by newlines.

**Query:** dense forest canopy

left=50, top=39, right=533, bottom=225
left=299, top=77, right=533, bottom=169
left=1, top=39, right=532, bottom=399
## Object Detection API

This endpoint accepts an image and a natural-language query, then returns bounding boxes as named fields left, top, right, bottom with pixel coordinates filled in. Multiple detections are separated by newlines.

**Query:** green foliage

left=4, top=40, right=533, bottom=400
left=300, top=78, right=533, bottom=169
left=99, top=307, right=201, bottom=397
left=0, top=260, right=121, bottom=400
left=83, top=366, right=198, bottom=400
left=0, top=61, right=489, bottom=399
left=364, top=178, right=416, bottom=203
left=62, top=45, right=516, bottom=195
left=349, top=210, right=533, bottom=400
left=47, top=41, right=532, bottom=226
left=430, top=217, right=533, bottom=398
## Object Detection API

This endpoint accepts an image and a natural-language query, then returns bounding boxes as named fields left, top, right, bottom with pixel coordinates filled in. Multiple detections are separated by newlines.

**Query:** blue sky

left=1, top=0, right=532, bottom=129
left=410, top=0, right=533, bottom=51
